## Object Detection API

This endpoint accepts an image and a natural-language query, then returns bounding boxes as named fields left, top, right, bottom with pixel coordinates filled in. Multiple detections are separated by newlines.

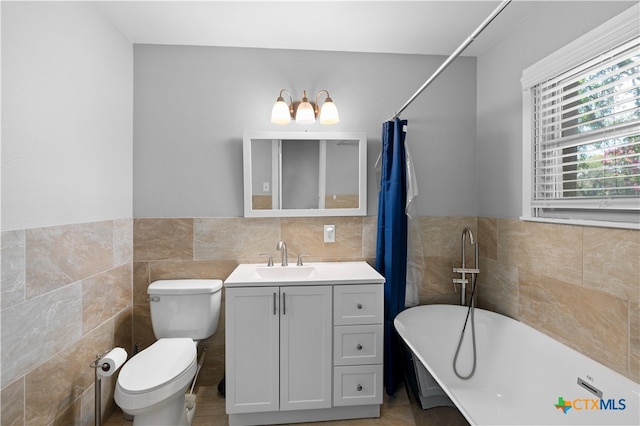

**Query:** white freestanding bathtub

left=394, top=304, right=640, bottom=426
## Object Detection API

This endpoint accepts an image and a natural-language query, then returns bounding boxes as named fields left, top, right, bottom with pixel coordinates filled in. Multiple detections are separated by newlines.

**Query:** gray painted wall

left=1, top=1, right=133, bottom=231
left=4, top=1, right=628, bottom=227
left=476, top=1, right=634, bottom=219
left=133, top=45, right=477, bottom=217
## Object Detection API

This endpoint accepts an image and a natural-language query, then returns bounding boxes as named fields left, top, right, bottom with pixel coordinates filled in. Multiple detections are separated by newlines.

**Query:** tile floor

left=105, top=384, right=469, bottom=426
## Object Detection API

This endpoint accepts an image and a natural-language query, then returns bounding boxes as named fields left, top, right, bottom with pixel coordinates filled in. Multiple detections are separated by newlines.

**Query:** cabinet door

left=225, top=286, right=280, bottom=414
left=279, top=285, right=332, bottom=411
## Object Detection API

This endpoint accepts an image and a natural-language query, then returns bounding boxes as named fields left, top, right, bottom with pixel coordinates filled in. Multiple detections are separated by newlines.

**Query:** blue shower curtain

left=376, top=118, right=408, bottom=396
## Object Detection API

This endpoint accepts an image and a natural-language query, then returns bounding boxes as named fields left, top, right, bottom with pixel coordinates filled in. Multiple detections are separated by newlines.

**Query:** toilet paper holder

left=90, top=350, right=110, bottom=426
left=90, top=348, right=127, bottom=426
left=90, top=349, right=113, bottom=373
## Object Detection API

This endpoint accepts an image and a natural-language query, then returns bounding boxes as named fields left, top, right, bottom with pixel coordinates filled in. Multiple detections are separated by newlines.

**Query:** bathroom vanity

left=224, top=262, right=385, bottom=426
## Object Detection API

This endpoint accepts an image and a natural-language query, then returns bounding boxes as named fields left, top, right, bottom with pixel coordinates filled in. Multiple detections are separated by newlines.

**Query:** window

left=522, top=5, right=639, bottom=229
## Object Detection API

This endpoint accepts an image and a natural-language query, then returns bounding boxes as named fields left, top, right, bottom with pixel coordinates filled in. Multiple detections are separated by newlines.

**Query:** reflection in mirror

left=282, top=139, right=319, bottom=209
left=325, top=140, right=359, bottom=209
left=243, top=131, right=367, bottom=217
left=250, top=139, right=273, bottom=210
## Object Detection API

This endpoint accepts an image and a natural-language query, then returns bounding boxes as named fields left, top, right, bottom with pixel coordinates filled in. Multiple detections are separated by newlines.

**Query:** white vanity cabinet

left=225, top=285, right=332, bottom=414
left=224, top=261, right=385, bottom=426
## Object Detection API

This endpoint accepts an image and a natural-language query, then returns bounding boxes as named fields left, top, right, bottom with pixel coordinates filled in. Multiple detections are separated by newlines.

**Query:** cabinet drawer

left=333, top=365, right=383, bottom=406
left=333, top=284, right=383, bottom=325
left=334, top=324, right=383, bottom=365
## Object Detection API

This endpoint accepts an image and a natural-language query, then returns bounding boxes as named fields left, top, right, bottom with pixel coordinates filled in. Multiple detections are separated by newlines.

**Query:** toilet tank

left=147, top=279, right=223, bottom=340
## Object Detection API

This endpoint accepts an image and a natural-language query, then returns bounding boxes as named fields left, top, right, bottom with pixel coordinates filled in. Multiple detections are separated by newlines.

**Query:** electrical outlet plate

left=324, top=225, right=335, bottom=243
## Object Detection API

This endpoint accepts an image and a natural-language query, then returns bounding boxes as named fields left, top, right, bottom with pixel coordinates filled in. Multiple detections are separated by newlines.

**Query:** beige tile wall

left=1, top=219, right=133, bottom=425
left=477, top=217, right=640, bottom=382
left=12, top=215, right=630, bottom=425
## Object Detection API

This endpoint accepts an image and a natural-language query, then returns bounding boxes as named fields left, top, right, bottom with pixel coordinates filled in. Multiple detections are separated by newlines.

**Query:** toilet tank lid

left=148, top=279, right=223, bottom=295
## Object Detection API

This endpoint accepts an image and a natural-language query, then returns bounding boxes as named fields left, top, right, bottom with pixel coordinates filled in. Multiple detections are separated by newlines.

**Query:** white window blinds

left=522, top=5, right=640, bottom=228
left=532, top=38, right=639, bottom=208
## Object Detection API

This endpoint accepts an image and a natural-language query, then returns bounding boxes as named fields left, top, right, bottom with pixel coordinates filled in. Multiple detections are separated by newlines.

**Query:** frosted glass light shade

left=271, top=100, right=291, bottom=124
left=319, top=101, right=339, bottom=124
left=295, top=101, right=316, bottom=124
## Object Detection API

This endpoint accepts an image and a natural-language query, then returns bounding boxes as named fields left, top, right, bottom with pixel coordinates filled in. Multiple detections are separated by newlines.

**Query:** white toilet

left=115, top=279, right=222, bottom=426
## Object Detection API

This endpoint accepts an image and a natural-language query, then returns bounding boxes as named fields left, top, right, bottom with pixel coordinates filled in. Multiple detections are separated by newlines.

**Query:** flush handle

left=146, top=296, right=160, bottom=302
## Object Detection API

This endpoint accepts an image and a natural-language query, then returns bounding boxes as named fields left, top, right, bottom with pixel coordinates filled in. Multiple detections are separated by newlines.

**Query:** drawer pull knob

left=357, top=385, right=363, bottom=392
left=356, top=344, right=363, bottom=350
left=357, top=303, right=363, bottom=309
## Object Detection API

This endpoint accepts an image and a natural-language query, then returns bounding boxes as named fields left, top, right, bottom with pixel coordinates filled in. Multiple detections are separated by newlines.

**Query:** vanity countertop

left=224, top=261, right=385, bottom=287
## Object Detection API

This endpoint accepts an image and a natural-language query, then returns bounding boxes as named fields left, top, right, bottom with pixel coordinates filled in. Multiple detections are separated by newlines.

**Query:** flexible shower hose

left=453, top=273, right=478, bottom=380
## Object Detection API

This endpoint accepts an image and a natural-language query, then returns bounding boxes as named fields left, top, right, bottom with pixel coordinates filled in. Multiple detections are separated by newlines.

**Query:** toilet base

left=130, top=393, right=191, bottom=426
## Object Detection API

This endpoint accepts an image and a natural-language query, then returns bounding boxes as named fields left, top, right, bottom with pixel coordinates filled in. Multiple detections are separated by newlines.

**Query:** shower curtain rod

left=389, top=0, right=511, bottom=120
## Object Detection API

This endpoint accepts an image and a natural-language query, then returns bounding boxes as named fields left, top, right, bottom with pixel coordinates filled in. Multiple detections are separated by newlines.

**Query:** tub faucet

left=453, top=227, right=479, bottom=306
left=462, top=227, right=475, bottom=246
left=276, top=241, right=288, bottom=266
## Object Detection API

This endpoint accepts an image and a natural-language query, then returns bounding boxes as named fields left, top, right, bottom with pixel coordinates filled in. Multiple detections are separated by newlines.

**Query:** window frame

left=521, top=4, right=640, bottom=230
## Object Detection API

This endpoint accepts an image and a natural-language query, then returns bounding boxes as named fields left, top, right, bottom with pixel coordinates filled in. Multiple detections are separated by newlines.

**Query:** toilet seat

left=115, top=338, right=197, bottom=413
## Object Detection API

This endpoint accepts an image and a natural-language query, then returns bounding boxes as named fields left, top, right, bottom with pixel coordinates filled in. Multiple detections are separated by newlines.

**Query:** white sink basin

left=253, top=265, right=317, bottom=280
left=224, top=261, right=385, bottom=287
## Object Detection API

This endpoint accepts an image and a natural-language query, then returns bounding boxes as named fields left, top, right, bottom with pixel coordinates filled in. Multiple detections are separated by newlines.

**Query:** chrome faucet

left=453, top=227, right=479, bottom=306
left=276, top=241, right=288, bottom=266
left=461, top=228, right=477, bottom=273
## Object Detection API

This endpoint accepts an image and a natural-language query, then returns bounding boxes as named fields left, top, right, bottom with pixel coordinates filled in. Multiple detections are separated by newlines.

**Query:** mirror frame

left=243, top=131, right=367, bottom=217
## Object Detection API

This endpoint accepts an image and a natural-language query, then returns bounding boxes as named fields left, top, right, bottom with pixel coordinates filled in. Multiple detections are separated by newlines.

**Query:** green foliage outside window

left=569, top=56, right=640, bottom=197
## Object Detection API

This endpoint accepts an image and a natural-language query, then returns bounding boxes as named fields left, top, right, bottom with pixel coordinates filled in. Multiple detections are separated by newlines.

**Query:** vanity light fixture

left=271, top=89, right=340, bottom=125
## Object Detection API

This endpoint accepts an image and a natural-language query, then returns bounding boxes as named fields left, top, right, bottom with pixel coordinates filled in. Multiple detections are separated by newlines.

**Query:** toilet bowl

left=114, top=279, right=222, bottom=426
left=115, top=339, right=197, bottom=425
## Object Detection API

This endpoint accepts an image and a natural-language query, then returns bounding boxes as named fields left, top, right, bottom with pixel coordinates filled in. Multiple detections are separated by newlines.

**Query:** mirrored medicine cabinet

left=243, top=131, right=367, bottom=217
